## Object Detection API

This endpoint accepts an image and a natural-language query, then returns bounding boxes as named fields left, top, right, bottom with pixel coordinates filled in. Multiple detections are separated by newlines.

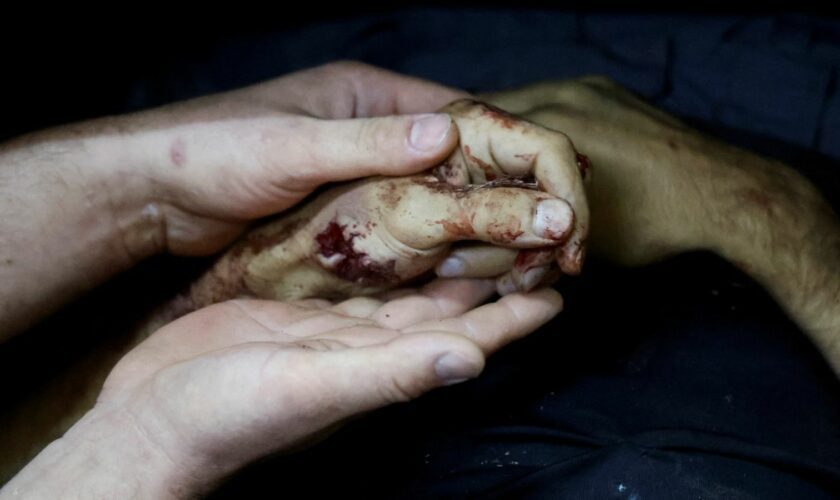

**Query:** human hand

left=474, top=77, right=840, bottom=376
left=477, top=77, right=708, bottom=268
left=179, top=99, right=588, bottom=306
left=103, top=61, right=467, bottom=258
left=58, top=281, right=560, bottom=498
left=0, top=61, right=469, bottom=337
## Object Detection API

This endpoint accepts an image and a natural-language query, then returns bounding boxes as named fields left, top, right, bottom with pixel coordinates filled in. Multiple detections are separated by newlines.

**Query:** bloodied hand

left=182, top=100, right=589, bottom=306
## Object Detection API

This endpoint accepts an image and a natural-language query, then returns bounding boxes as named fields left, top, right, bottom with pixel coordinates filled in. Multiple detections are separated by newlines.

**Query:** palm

left=96, top=279, right=562, bottom=476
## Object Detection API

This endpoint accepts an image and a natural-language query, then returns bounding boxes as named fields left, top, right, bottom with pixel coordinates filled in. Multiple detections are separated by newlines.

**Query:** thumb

left=294, top=113, right=458, bottom=185
left=311, top=333, right=484, bottom=417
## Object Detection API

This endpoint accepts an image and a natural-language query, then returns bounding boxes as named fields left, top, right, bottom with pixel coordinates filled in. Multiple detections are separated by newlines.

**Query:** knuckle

left=547, top=77, right=610, bottom=104
left=552, top=130, right=575, bottom=151
left=529, top=123, right=574, bottom=152
left=355, top=118, right=391, bottom=156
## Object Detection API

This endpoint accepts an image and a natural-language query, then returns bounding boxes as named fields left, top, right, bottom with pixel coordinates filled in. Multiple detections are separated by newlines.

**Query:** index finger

left=402, top=288, right=563, bottom=355
left=439, top=99, right=590, bottom=274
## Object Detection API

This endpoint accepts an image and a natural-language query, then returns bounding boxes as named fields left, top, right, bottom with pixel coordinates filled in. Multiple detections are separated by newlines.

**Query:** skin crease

left=4, top=75, right=840, bottom=497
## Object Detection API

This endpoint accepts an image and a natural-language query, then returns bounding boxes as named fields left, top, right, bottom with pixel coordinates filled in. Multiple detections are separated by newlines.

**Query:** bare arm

left=482, top=77, right=840, bottom=374
left=698, top=141, right=840, bottom=373
left=0, top=61, right=467, bottom=341
left=0, top=128, right=147, bottom=339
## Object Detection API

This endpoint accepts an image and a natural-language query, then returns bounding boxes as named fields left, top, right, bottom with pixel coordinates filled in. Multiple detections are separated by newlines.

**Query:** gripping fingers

left=439, top=99, right=589, bottom=274
left=380, top=177, right=574, bottom=251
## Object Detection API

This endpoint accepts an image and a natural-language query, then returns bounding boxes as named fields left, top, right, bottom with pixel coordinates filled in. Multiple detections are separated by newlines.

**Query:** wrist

left=698, top=149, right=840, bottom=366
left=0, top=126, right=163, bottom=337
left=1, top=406, right=198, bottom=499
left=8, top=121, right=165, bottom=263
left=88, top=121, right=170, bottom=262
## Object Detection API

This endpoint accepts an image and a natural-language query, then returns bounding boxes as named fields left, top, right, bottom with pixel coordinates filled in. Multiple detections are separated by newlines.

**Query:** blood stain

left=315, top=221, right=397, bottom=285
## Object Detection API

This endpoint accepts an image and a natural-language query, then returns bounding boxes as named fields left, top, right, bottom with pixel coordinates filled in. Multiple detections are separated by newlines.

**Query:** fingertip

left=304, top=114, right=459, bottom=184
left=558, top=240, right=586, bottom=275
left=326, top=332, right=486, bottom=411
left=533, top=286, right=564, bottom=310
left=438, top=245, right=518, bottom=279
left=436, top=256, right=466, bottom=277
left=408, top=113, right=455, bottom=152
left=390, top=331, right=485, bottom=386
left=533, top=198, right=575, bottom=242
left=434, top=349, right=485, bottom=385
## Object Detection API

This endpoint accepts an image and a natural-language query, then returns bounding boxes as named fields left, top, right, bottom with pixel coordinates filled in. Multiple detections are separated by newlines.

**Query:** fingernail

left=560, top=243, right=585, bottom=275
left=521, top=266, right=546, bottom=291
left=435, top=352, right=482, bottom=385
left=534, top=199, right=573, bottom=240
left=496, top=274, right=517, bottom=296
left=437, top=256, right=465, bottom=277
left=409, top=114, right=452, bottom=152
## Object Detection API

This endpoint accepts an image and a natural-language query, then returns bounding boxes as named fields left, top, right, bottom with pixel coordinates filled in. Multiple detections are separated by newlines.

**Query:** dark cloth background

left=2, top=9, right=839, bottom=499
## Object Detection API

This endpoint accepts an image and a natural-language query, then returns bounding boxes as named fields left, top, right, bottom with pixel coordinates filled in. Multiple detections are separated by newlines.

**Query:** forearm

left=488, top=77, right=840, bottom=371
left=0, top=125, right=158, bottom=339
left=1, top=408, right=197, bottom=500
left=699, top=140, right=840, bottom=373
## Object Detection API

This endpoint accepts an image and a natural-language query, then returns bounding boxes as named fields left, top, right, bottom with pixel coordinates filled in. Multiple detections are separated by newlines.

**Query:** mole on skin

left=170, top=138, right=187, bottom=167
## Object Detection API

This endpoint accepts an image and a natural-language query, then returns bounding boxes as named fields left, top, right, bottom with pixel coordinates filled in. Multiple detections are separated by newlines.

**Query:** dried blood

left=315, top=221, right=397, bottom=285
left=576, top=153, right=591, bottom=179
